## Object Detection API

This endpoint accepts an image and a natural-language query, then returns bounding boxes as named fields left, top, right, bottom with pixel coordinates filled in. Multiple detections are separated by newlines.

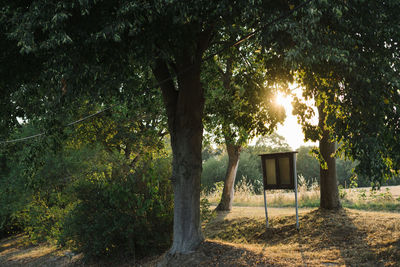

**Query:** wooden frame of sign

left=260, top=152, right=296, bottom=190
left=259, top=151, right=299, bottom=230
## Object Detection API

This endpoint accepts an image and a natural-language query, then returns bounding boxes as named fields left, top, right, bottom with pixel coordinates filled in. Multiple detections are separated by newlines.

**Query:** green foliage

left=358, top=189, right=367, bottom=201
left=60, top=156, right=173, bottom=259
left=236, top=151, right=264, bottom=194
left=200, top=198, right=215, bottom=224
left=201, top=156, right=227, bottom=193
left=16, top=195, right=73, bottom=244
left=286, top=1, right=400, bottom=184
left=203, top=41, right=288, bottom=147
left=296, top=146, right=319, bottom=188
left=338, top=185, right=347, bottom=199
left=202, top=134, right=289, bottom=194
left=0, top=102, right=173, bottom=260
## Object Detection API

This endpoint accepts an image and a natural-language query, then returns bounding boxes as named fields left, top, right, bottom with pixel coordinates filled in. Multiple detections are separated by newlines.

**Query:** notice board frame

left=259, top=151, right=299, bottom=230
left=260, top=151, right=297, bottom=190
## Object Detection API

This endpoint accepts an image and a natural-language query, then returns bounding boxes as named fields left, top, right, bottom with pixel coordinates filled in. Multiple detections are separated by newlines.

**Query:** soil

left=1, top=207, right=399, bottom=266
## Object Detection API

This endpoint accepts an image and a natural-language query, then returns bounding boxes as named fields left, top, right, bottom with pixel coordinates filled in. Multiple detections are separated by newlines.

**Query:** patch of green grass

left=229, top=197, right=399, bottom=212
left=206, top=183, right=400, bottom=212
left=342, top=200, right=400, bottom=212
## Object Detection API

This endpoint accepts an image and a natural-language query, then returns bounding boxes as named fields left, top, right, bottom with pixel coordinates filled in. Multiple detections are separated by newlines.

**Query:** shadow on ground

left=204, top=208, right=400, bottom=266
left=158, top=240, right=278, bottom=267
left=0, top=235, right=82, bottom=267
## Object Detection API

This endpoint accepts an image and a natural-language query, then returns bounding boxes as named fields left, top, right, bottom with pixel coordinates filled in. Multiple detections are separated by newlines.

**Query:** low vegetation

left=2, top=207, right=399, bottom=266
left=204, top=175, right=400, bottom=212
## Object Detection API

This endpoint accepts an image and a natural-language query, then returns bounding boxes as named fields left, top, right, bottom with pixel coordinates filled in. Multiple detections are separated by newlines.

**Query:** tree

left=288, top=0, right=400, bottom=208
left=3, top=0, right=399, bottom=255
left=203, top=42, right=287, bottom=211
left=2, top=0, right=291, bottom=254
left=318, top=99, right=340, bottom=209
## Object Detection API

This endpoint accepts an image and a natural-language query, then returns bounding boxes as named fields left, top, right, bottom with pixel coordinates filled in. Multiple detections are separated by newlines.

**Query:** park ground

left=1, top=186, right=400, bottom=266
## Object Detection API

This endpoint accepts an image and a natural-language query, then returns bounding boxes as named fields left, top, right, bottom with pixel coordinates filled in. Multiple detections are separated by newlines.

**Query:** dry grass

left=0, top=234, right=83, bottom=266
left=149, top=207, right=400, bottom=266
left=202, top=208, right=400, bottom=266
left=204, top=178, right=321, bottom=208
left=205, top=185, right=400, bottom=212
left=2, top=208, right=400, bottom=266
left=2, top=186, right=400, bottom=266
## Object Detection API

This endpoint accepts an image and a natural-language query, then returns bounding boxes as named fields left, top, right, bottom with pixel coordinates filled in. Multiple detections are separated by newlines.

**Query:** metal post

left=263, top=189, right=269, bottom=228
left=293, top=154, right=299, bottom=230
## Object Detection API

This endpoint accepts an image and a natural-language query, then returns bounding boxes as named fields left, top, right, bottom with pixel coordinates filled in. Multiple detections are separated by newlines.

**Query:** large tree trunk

left=318, top=105, right=341, bottom=209
left=216, top=142, right=241, bottom=211
left=153, top=57, right=204, bottom=254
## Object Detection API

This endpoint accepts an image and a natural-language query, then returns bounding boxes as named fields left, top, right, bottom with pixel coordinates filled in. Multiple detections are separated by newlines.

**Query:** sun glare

left=275, top=92, right=292, bottom=110
left=272, top=84, right=318, bottom=149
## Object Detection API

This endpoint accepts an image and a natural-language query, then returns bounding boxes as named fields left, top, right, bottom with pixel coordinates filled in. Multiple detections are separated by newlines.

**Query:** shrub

left=16, top=194, right=72, bottom=244
left=201, top=156, right=227, bottom=192
left=60, top=157, right=173, bottom=260
left=200, top=198, right=215, bottom=224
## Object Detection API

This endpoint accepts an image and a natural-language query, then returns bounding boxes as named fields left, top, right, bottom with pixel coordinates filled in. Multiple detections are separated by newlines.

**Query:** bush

left=201, top=156, right=227, bottom=192
left=60, top=157, right=173, bottom=260
left=200, top=198, right=215, bottom=224
left=16, top=194, right=72, bottom=244
left=201, top=148, right=264, bottom=194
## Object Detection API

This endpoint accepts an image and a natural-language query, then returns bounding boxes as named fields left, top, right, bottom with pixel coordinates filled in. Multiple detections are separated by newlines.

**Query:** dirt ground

left=1, top=207, right=399, bottom=266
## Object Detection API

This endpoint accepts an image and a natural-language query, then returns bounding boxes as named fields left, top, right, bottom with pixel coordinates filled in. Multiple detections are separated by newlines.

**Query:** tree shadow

left=160, top=240, right=278, bottom=267
left=0, top=236, right=82, bottom=267
left=301, top=209, right=382, bottom=266
left=204, top=208, right=400, bottom=266
left=264, top=208, right=389, bottom=266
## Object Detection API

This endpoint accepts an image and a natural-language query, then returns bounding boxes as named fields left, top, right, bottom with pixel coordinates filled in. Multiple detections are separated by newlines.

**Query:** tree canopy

left=2, top=0, right=400, bottom=256
left=287, top=0, right=400, bottom=185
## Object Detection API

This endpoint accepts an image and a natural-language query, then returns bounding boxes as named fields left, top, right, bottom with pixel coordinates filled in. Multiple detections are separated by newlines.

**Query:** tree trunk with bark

left=152, top=33, right=211, bottom=252
left=318, top=104, right=341, bottom=210
left=216, top=142, right=241, bottom=211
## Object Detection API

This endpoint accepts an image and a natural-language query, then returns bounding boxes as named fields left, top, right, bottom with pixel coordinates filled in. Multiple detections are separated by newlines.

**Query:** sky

left=274, top=85, right=318, bottom=150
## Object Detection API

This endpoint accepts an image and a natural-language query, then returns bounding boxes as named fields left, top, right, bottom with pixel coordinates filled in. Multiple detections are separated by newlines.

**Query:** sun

left=275, top=91, right=292, bottom=111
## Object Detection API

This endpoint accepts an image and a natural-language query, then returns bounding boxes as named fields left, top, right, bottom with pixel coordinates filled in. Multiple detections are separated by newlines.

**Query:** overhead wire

left=0, top=105, right=116, bottom=145
left=0, top=0, right=313, bottom=145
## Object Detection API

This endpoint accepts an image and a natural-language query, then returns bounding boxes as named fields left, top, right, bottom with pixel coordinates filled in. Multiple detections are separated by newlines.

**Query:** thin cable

left=0, top=0, right=313, bottom=145
left=67, top=104, right=116, bottom=126
left=0, top=132, right=45, bottom=144
left=0, top=105, right=116, bottom=144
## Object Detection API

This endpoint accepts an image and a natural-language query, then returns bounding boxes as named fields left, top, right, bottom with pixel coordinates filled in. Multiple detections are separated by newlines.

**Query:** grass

left=0, top=234, right=83, bottom=266
left=202, top=208, right=400, bottom=266
left=2, top=206, right=400, bottom=266
left=2, top=184, right=400, bottom=266
left=205, top=184, right=400, bottom=212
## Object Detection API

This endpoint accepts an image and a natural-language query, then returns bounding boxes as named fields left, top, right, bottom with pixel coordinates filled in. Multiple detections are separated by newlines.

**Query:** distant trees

left=202, top=142, right=400, bottom=197
left=201, top=134, right=291, bottom=194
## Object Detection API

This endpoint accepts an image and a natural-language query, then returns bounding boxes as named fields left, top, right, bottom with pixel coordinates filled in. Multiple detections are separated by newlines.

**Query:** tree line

left=202, top=136, right=400, bottom=195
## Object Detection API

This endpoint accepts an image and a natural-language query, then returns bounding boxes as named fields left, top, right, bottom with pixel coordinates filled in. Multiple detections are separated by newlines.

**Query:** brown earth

left=1, top=207, right=399, bottom=266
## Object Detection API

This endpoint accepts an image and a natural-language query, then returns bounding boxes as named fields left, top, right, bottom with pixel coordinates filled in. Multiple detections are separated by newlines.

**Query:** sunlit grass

left=203, top=208, right=400, bottom=266
left=204, top=181, right=400, bottom=212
